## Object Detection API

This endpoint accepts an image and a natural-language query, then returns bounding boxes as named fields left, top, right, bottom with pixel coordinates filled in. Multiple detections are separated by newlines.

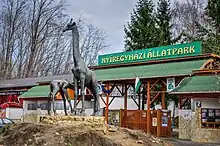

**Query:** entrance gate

left=120, top=109, right=172, bottom=137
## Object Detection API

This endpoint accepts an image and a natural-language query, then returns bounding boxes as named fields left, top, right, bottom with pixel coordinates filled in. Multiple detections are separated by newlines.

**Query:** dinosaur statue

left=48, top=79, right=74, bottom=116
left=62, top=18, right=100, bottom=116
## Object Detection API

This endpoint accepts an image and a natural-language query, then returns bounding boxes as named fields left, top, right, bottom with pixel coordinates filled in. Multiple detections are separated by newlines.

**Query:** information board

left=201, top=108, right=220, bottom=122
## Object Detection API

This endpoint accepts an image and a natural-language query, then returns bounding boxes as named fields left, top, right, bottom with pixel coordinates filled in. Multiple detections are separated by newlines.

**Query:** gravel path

left=163, top=138, right=220, bottom=146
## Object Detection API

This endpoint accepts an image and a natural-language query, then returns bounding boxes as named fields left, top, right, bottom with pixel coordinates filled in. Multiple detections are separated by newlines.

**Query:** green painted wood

left=95, top=59, right=207, bottom=81
left=172, top=75, right=220, bottom=93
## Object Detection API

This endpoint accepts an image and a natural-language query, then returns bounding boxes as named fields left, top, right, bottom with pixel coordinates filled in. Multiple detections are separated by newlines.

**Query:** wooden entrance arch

left=90, top=54, right=220, bottom=137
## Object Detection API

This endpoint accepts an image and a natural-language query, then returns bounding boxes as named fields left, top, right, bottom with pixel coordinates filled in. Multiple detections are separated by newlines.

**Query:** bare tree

left=171, top=0, right=207, bottom=42
left=0, top=0, right=108, bottom=80
left=0, top=0, right=27, bottom=79
left=80, top=23, right=108, bottom=66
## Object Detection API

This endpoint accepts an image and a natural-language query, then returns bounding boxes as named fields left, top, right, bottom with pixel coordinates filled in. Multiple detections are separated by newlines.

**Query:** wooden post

left=124, top=84, right=127, bottom=110
left=105, top=83, right=110, bottom=123
left=119, top=109, right=122, bottom=127
left=179, top=96, right=182, bottom=109
left=157, top=109, right=162, bottom=137
left=147, top=109, right=151, bottom=133
left=147, top=81, right=151, bottom=133
left=147, top=81, right=150, bottom=110
left=138, top=87, right=141, bottom=110
left=162, top=82, right=166, bottom=109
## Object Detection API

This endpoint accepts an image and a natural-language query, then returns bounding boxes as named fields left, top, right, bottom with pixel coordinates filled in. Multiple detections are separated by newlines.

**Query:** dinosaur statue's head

left=62, top=18, right=76, bottom=32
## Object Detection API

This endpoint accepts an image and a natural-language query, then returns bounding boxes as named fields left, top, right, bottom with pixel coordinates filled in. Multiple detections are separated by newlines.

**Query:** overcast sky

left=66, top=0, right=139, bottom=55
left=66, top=0, right=182, bottom=55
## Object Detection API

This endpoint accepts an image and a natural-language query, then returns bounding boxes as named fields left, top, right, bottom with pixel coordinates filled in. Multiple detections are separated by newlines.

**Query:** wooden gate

left=120, top=109, right=171, bottom=137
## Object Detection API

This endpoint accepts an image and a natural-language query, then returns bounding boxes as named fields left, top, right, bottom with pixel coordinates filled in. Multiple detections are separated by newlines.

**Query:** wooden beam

left=182, top=98, right=190, bottom=108
left=116, top=84, right=123, bottom=96
left=175, top=77, right=184, bottom=86
left=162, top=80, right=167, bottom=86
left=130, top=95, right=139, bottom=107
left=150, top=79, right=160, bottom=90
left=100, top=95, right=106, bottom=105
left=138, top=87, right=141, bottom=110
left=124, top=84, right=128, bottom=110
left=105, top=83, right=110, bottom=123
left=108, top=96, right=116, bottom=106
left=76, top=96, right=81, bottom=106
left=142, top=88, right=145, bottom=110
left=150, top=92, right=160, bottom=104
left=162, top=82, right=166, bottom=109
left=200, top=59, right=214, bottom=70
left=179, top=96, right=182, bottom=109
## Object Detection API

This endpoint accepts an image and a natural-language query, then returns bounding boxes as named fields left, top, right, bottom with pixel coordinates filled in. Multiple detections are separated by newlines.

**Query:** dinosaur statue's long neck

left=72, top=27, right=80, bottom=67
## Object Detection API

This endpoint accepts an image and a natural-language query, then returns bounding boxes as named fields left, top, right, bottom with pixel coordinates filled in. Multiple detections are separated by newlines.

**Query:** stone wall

left=191, top=108, right=220, bottom=143
left=178, top=109, right=192, bottom=139
left=40, top=115, right=108, bottom=133
left=22, top=113, right=41, bottom=123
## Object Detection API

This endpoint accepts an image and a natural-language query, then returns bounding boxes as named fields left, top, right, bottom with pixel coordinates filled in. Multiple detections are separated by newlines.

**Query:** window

left=201, top=108, right=220, bottom=128
left=27, top=103, right=37, bottom=110
left=40, top=103, right=50, bottom=110
left=55, top=103, right=69, bottom=110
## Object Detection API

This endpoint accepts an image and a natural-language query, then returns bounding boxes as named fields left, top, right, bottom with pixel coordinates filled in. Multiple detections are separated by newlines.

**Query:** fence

left=120, top=109, right=171, bottom=137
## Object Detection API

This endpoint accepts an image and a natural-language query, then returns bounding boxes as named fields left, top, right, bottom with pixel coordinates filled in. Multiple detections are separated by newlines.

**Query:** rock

left=136, top=140, right=143, bottom=144
left=108, top=127, right=117, bottom=132
left=55, top=132, right=59, bottom=135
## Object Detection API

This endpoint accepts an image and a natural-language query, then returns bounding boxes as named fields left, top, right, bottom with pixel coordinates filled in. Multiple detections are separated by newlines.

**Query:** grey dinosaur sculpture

left=48, top=79, right=74, bottom=116
left=63, top=18, right=100, bottom=116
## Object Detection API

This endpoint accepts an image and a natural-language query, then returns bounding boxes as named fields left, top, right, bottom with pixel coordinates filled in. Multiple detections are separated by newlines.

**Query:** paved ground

left=163, top=138, right=220, bottom=146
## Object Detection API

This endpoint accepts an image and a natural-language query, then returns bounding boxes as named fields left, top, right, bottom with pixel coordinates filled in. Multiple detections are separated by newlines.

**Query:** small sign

left=196, top=101, right=201, bottom=107
left=167, top=78, right=175, bottom=92
left=152, top=118, right=157, bottom=126
left=162, top=116, right=168, bottom=127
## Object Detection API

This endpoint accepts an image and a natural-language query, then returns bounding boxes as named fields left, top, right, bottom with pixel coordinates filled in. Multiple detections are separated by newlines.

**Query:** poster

left=167, top=78, right=175, bottom=92
left=0, top=109, right=6, bottom=118
left=162, top=116, right=168, bottom=127
left=152, top=118, right=157, bottom=126
left=179, top=109, right=192, bottom=120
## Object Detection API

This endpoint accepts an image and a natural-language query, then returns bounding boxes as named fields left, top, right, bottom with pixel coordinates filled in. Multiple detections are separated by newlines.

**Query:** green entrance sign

left=98, top=41, right=202, bottom=66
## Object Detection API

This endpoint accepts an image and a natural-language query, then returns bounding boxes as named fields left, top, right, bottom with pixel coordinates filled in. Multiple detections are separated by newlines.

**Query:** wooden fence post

left=119, top=109, right=122, bottom=127
left=157, top=109, right=162, bottom=137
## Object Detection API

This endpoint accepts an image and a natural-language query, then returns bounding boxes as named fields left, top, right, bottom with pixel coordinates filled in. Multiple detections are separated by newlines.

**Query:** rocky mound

left=0, top=116, right=173, bottom=146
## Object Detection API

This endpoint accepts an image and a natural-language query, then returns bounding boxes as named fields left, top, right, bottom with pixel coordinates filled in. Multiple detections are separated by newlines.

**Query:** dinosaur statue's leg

left=47, top=92, right=52, bottom=115
left=51, top=92, right=56, bottom=116
left=80, top=77, right=86, bottom=116
left=63, top=88, right=73, bottom=114
left=60, top=90, right=68, bottom=116
left=91, top=80, right=100, bottom=116
left=73, top=78, right=78, bottom=115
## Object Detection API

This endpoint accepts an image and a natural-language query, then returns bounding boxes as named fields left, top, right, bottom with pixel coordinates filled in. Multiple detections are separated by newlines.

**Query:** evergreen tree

left=196, top=0, right=220, bottom=54
left=124, top=0, right=158, bottom=51
left=206, top=0, right=220, bottom=34
left=156, top=0, right=173, bottom=46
